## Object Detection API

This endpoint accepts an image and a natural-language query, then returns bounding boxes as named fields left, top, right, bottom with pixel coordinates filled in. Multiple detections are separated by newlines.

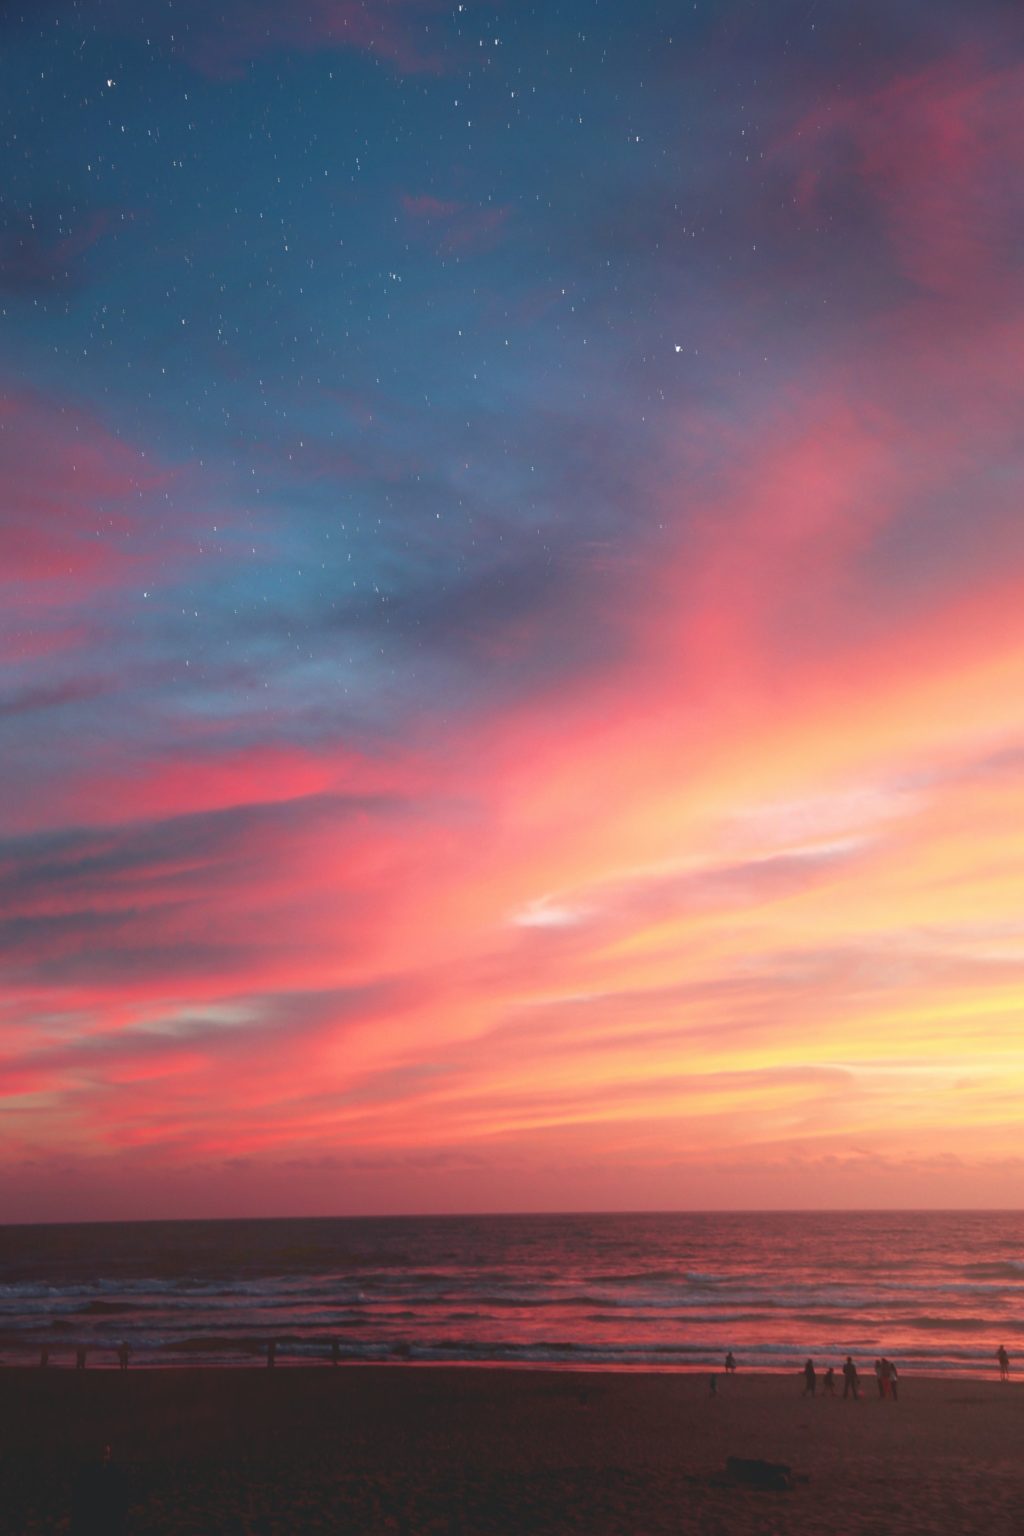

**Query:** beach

left=1, top=1365, right=1021, bottom=1534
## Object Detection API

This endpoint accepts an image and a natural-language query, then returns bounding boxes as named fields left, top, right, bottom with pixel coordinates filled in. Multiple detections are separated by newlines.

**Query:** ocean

left=0, top=1211, right=1020, bottom=1377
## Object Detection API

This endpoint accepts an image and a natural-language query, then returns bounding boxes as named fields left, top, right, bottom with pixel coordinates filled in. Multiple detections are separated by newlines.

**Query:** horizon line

left=3, top=1206, right=1022, bottom=1231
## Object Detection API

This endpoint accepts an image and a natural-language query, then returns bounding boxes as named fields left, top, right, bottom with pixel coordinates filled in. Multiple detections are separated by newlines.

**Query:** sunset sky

left=3, top=0, right=1024, bottom=1221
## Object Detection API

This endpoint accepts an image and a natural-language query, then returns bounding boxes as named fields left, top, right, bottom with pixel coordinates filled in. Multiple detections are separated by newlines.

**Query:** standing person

left=997, top=1345, right=1010, bottom=1381
left=879, top=1357, right=892, bottom=1399
left=889, top=1360, right=898, bottom=1402
left=709, top=1373, right=718, bottom=1398
left=822, top=1366, right=836, bottom=1396
left=802, top=1358, right=816, bottom=1397
left=842, top=1356, right=859, bottom=1399
left=874, top=1358, right=885, bottom=1397
left=331, top=1339, right=341, bottom=1367
left=117, top=1343, right=131, bottom=1372
left=267, top=1339, right=277, bottom=1369
left=725, top=1351, right=736, bottom=1374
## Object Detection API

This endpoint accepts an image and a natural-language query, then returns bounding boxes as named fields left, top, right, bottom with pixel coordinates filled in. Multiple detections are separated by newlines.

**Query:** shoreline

left=0, top=1355, right=1014, bottom=1383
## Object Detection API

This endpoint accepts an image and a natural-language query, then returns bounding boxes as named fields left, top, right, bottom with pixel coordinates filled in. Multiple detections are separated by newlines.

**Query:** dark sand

left=1, top=1365, right=1022, bottom=1534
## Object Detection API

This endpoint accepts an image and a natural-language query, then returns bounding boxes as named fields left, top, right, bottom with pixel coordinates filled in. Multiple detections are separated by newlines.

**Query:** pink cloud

left=187, top=0, right=451, bottom=80
left=402, top=193, right=511, bottom=252
left=402, top=194, right=463, bottom=220
left=0, top=210, right=112, bottom=295
left=775, top=55, right=1024, bottom=293
left=0, top=387, right=175, bottom=606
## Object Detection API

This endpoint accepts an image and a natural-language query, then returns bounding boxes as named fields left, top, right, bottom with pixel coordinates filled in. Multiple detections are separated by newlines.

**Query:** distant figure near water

left=708, top=1373, right=717, bottom=1398
left=802, top=1358, right=816, bottom=1397
left=843, top=1356, right=860, bottom=1399
left=997, top=1345, right=1010, bottom=1381
left=267, top=1339, right=277, bottom=1369
left=725, top=1351, right=736, bottom=1373
left=331, top=1339, right=341, bottom=1367
left=117, top=1343, right=131, bottom=1372
left=822, top=1366, right=836, bottom=1396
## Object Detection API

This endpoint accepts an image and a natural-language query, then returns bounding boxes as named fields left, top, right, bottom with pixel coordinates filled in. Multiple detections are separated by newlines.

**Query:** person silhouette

left=331, top=1339, right=341, bottom=1367
left=802, top=1358, right=816, bottom=1396
left=725, top=1351, right=736, bottom=1373
left=997, top=1345, right=1009, bottom=1381
left=842, top=1356, right=859, bottom=1399
left=267, top=1339, right=277, bottom=1369
left=823, top=1365, right=836, bottom=1396
left=117, top=1343, right=131, bottom=1372
left=708, top=1373, right=718, bottom=1398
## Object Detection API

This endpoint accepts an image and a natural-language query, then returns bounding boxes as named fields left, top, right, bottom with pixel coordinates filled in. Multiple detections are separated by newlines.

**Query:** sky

left=2, top=0, right=1024, bottom=1222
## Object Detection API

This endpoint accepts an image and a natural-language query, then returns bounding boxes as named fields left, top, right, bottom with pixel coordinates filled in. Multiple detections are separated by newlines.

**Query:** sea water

left=0, top=1210, right=1020, bottom=1376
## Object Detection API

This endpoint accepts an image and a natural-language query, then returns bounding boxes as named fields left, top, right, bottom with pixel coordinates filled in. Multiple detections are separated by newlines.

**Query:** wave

left=961, top=1261, right=1024, bottom=1280
left=3, top=1211, right=1021, bottom=1379
left=901, top=1314, right=1024, bottom=1333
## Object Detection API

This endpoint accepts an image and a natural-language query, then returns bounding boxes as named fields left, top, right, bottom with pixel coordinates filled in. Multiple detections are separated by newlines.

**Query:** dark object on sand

left=725, top=1456, right=795, bottom=1491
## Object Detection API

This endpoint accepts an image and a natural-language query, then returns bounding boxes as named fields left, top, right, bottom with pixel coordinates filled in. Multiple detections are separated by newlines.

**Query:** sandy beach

left=1, top=1364, right=1021, bottom=1534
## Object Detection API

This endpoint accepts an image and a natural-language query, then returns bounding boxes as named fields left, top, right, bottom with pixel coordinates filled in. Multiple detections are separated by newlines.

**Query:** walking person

left=997, top=1345, right=1010, bottom=1381
left=725, top=1351, right=736, bottom=1374
left=842, top=1356, right=859, bottom=1399
left=802, top=1358, right=816, bottom=1397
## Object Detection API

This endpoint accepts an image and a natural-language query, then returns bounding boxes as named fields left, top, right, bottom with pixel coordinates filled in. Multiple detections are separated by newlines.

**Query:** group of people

left=796, top=1347, right=1011, bottom=1395
left=711, top=1345, right=1014, bottom=1399
left=40, top=1344, right=133, bottom=1371
left=801, top=1356, right=864, bottom=1398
